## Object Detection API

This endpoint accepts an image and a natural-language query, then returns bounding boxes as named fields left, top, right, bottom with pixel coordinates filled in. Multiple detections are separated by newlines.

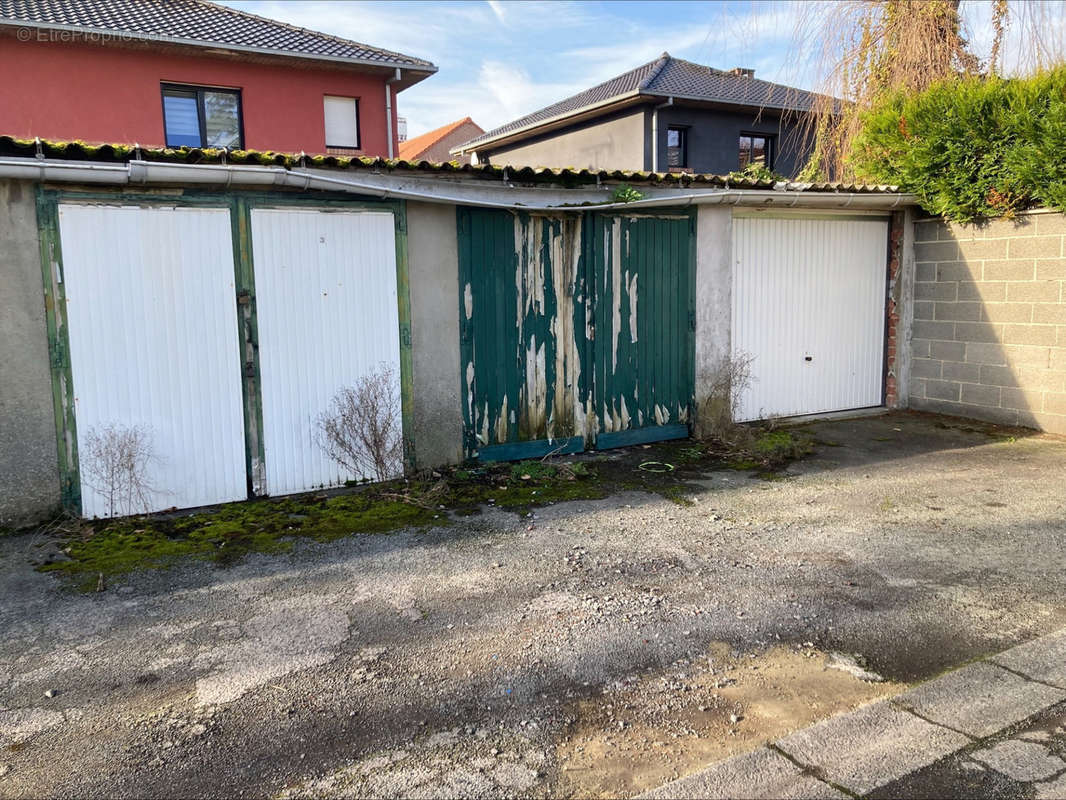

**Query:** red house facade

left=0, top=0, right=436, bottom=157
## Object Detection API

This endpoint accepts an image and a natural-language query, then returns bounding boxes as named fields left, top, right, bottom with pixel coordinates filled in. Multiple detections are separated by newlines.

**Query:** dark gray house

left=451, top=53, right=823, bottom=177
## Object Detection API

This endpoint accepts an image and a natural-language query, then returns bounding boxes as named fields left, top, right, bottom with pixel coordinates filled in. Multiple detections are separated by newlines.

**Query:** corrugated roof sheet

left=0, top=135, right=900, bottom=193
left=0, top=0, right=435, bottom=69
left=459, top=53, right=825, bottom=151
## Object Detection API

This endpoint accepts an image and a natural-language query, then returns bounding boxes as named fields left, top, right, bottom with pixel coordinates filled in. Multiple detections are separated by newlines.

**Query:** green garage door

left=592, top=212, right=695, bottom=448
left=457, top=207, right=694, bottom=460
left=457, top=208, right=588, bottom=460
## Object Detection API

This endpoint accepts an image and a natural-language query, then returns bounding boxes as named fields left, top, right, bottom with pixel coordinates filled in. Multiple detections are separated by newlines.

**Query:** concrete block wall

left=909, top=212, right=1066, bottom=433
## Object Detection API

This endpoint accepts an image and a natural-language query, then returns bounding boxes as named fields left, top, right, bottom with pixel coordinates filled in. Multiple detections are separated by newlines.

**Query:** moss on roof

left=0, top=136, right=900, bottom=193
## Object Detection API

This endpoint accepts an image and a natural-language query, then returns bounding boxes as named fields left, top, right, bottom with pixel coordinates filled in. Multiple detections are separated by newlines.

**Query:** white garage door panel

left=732, top=217, right=888, bottom=422
left=59, top=205, right=247, bottom=517
left=252, top=208, right=400, bottom=495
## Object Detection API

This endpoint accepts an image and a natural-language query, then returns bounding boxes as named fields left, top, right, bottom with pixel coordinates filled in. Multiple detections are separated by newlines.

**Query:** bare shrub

left=81, top=423, right=155, bottom=518
left=696, top=353, right=755, bottom=445
left=317, top=365, right=404, bottom=483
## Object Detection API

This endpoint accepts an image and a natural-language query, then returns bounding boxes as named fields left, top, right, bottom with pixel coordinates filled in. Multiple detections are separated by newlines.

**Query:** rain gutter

left=0, top=157, right=914, bottom=211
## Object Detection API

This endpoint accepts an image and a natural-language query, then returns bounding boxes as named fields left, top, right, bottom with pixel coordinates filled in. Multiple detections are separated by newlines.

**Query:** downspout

left=385, top=68, right=401, bottom=159
left=650, top=97, right=673, bottom=173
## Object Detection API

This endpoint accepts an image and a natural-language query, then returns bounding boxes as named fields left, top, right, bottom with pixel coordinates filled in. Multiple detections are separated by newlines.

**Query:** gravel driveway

left=2, top=411, right=1065, bottom=798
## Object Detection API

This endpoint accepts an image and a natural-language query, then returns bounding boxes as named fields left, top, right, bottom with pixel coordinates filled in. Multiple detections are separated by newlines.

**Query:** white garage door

left=251, top=208, right=401, bottom=495
left=732, top=215, right=888, bottom=422
left=58, top=204, right=248, bottom=517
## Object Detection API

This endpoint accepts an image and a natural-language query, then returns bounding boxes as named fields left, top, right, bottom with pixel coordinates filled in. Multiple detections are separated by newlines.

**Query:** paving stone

left=642, top=746, right=846, bottom=800
left=775, top=700, right=970, bottom=796
left=973, top=739, right=1066, bottom=782
left=1037, top=774, right=1066, bottom=800
left=990, top=628, right=1066, bottom=689
left=895, top=663, right=1066, bottom=738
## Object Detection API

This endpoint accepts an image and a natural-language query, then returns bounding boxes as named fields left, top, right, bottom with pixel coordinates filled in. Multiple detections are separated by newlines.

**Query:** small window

left=666, top=127, right=687, bottom=168
left=161, top=84, right=243, bottom=149
left=323, top=96, right=360, bottom=149
left=739, top=133, right=774, bottom=169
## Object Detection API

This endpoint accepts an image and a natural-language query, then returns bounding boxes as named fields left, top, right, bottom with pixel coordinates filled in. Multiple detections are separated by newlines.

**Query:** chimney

left=729, top=67, right=755, bottom=78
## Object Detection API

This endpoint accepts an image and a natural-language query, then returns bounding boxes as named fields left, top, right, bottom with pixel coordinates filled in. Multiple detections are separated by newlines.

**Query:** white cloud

left=220, top=0, right=839, bottom=139
left=486, top=0, right=506, bottom=26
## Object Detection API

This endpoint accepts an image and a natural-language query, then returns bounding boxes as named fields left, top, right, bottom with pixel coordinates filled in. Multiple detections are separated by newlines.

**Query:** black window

left=162, top=84, right=243, bottom=149
left=666, top=127, right=687, bottom=168
left=739, top=133, right=774, bottom=169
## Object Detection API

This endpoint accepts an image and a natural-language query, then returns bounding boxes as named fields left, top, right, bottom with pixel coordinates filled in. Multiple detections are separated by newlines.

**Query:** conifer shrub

left=848, top=68, right=1066, bottom=222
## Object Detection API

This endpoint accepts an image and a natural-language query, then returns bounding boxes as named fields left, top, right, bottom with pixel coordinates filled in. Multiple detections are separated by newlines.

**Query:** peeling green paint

left=230, top=196, right=266, bottom=496
left=458, top=207, right=696, bottom=460
left=593, top=212, right=696, bottom=439
left=36, top=190, right=80, bottom=512
left=457, top=208, right=588, bottom=459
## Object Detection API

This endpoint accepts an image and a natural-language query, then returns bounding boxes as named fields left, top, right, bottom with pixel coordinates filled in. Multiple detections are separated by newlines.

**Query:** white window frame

left=323, top=95, right=360, bottom=149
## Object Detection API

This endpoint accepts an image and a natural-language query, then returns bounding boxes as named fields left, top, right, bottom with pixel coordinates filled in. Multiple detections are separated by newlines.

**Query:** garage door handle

left=804, top=356, right=813, bottom=362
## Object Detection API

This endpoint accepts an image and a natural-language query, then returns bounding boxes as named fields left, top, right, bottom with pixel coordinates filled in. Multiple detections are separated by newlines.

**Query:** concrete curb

left=642, top=628, right=1066, bottom=799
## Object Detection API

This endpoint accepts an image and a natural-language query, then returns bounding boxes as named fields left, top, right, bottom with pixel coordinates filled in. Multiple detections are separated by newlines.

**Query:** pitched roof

left=0, top=0, right=436, bottom=71
left=399, top=117, right=483, bottom=161
left=456, top=53, right=823, bottom=152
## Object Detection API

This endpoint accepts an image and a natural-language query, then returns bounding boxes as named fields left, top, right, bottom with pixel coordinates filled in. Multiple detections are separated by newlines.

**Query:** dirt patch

left=553, top=643, right=900, bottom=798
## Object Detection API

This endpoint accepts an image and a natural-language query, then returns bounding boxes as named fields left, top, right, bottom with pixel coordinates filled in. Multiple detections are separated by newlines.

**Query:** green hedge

left=849, top=68, right=1066, bottom=222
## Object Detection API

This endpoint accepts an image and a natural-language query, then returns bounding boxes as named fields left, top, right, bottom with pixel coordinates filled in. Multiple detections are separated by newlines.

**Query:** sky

left=225, top=0, right=1064, bottom=140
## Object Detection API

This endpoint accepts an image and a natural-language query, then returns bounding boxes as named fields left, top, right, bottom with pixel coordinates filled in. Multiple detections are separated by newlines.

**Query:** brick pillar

left=884, top=210, right=905, bottom=407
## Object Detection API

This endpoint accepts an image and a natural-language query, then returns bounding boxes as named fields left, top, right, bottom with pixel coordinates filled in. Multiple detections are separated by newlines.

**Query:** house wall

left=653, top=105, right=810, bottom=178
left=909, top=212, right=1066, bottom=434
left=0, top=180, right=61, bottom=526
left=0, top=37, right=398, bottom=156
left=406, top=201, right=464, bottom=467
left=405, top=121, right=484, bottom=164
left=481, top=108, right=646, bottom=171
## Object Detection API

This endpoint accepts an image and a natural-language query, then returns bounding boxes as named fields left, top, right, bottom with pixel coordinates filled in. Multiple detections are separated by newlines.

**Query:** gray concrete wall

left=406, top=201, right=464, bottom=467
left=909, top=211, right=1066, bottom=434
left=482, top=109, right=646, bottom=171
left=654, top=106, right=810, bottom=178
left=693, top=206, right=733, bottom=436
left=0, top=179, right=61, bottom=526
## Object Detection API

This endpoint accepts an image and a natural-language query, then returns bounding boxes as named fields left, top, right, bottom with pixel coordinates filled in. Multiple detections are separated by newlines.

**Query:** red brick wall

left=0, top=36, right=398, bottom=156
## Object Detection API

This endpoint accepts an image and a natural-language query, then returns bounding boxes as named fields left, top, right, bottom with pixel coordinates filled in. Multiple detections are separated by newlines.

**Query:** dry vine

left=788, top=0, right=1022, bottom=181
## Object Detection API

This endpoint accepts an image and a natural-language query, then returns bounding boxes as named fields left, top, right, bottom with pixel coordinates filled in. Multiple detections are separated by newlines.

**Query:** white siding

left=58, top=204, right=247, bottom=517
left=251, top=208, right=400, bottom=495
left=732, top=216, right=888, bottom=421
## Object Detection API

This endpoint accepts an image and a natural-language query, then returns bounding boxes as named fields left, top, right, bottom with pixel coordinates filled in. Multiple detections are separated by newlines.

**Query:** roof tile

left=399, top=117, right=482, bottom=161
left=459, top=53, right=826, bottom=151
left=0, top=0, right=435, bottom=69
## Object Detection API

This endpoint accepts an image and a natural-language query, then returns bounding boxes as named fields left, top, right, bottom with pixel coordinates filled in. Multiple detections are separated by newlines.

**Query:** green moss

left=42, top=489, right=441, bottom=588
left=657, top=485, right=695, bottom=506
left=729, top=459, right=760, bottom=471
left=38, top=430, right=818, bottom=589
left=509, top=460, right=558, bottom=482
